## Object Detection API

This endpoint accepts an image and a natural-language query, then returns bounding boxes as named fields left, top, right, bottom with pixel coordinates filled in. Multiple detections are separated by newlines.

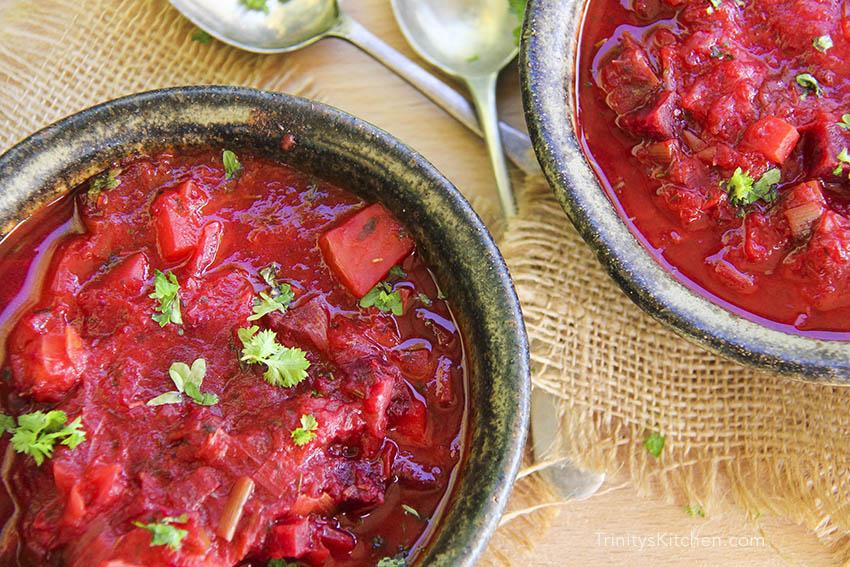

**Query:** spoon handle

left=466, top=75, right=517, bottom=218
left=329, top=14, right=540, bottom=176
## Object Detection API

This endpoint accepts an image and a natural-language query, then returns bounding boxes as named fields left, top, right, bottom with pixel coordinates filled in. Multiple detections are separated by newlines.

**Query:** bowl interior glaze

left=520, top=0, right=850, bottom=382
left=0, top=86, right=530, bottom=565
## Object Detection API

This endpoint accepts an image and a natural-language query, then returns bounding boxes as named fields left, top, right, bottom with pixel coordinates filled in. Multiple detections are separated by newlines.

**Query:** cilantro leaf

left=9, top=411, right=86, bottom=466
left=147, top=359, right=218, bottom=407
left=149, top=270, right=182, bottom=327
left=0, top=413, right=15, bottom=434
left=417, top=293, right=432, bottom=306
left=796, top=73, right=824, bottom=97
left=388, top=265, right=407, bottom=279
left=238, top=327, right=311, bottom=388
left=360, top=282, right=404, bottom=316
left=133, top=514, right=189, bottom=552
left=839, top=114, right=850, bottom=131
left=377, top=556, right=407, bottom=567
left=222, top=149, right=242, bottom=179
left=291, top=413, right=319, bottom=446
left=813, top=35, right=833, bottom=53
left=725, top=167, right=780, bottom=206
left=268, top=560, right=297, bottom=567
left=259, top=263, right=280, bottom=287
left=240, top=0, right=269, bottom=12
left=88, top=168, right=121, bottom=202
left=248, top=289, right=294, bottom=321
left=191, top=29, right=212, bottom=44
left=834, top=148, right=850, bottom=177
left=644, top=432, right=665, bottom=458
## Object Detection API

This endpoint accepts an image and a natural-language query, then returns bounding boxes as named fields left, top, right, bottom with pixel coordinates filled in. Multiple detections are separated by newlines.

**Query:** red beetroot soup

left=577, top=0, right=850, bottom=336
left=0, top=149, right=467, bottom=566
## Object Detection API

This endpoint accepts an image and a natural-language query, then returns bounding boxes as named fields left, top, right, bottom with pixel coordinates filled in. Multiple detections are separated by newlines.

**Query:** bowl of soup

left=0, top=86, right=529, bottom=565
left=521, top=0, right=850, bottom=381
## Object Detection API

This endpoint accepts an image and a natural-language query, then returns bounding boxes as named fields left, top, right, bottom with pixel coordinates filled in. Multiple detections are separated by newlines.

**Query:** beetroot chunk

left=801, top=117, right=848, bottom=178
left=599, top=34, right=661, bottom=114
left=617, top=90, right=680, bottom=140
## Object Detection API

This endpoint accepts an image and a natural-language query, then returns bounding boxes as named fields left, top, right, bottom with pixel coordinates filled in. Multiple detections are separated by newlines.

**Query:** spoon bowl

left=172, top=0, right=339, bottom=53
left=392, top=0, right=518, bottom=78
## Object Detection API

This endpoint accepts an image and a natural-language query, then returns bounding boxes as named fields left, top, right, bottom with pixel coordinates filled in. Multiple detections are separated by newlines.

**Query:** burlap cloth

left=2, top=0, right=849, bottom=565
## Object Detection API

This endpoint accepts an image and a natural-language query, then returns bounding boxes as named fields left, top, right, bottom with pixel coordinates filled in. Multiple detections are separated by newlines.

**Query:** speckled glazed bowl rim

left=520, top=0, right=850, bottom=382
left=0, top=86, right=530, bottom=565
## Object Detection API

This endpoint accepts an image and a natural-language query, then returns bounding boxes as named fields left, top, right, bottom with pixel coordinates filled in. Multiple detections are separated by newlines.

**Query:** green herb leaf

left=388, top=265, right=407, bottom=279
left=248, top=289, right=294, bottom=321
left=377, top=556, right=407, bottom=567
left=725, top=167, right=781, bottom=207
left=133, top=514, right=189, bottom=552
left=146, top=391, right=183, bottom=407
left=402, top=504, right=421, bottom=519
left=417, top=293, right=432, bottom=306
left=835, top=148, right=850, bottom=177
left=360, top=282, right=404, bottom=316
left=259, top=263, right=280, bottom=287
left=87, top=168, right=121, bottom=202
left=291, top=413, right=319, bottom=446
left=509, top=0, right=527, bottom=46
left=238, top=326, right=311, bottom=388
left=10, top=411, right=86, bottom=466
left=685, top=503, right=706, bottom=517
left=149, top=270, right=182, bottom=327
left=838, top=114, right=850, bottom=131
left=191, top=29, right=212, bottom=44
left=0, top=413, right=15, bottom=434
left=239, top=0, right=268, bottom=12
left=796, top=73, right=824, bottom=97
left=268, top=560, right=297, bottom=567
left=708, top=0, right=722, bottom=8
left=644, top=432, right=665, bottom=458
left=222, top=149, right=242, bottom=179
left=813, top=35, right=833, bottom=53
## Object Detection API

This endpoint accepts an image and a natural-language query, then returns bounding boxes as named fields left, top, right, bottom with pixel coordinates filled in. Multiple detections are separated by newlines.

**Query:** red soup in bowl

left=578, top=0, right=850, bottom=336
left=0, top=149, right=466, bottom=566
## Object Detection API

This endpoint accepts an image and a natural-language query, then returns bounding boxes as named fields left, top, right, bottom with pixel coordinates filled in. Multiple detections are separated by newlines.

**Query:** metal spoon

left=391, top=0, right=520, bottom=216
left=169, top=0, right=540, bottom=176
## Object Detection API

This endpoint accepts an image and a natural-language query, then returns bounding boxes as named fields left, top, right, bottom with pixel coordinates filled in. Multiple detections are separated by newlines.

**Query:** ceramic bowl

left=0, top=86, right=530, bottom=564
left=519, top=0, right=850, bottom=382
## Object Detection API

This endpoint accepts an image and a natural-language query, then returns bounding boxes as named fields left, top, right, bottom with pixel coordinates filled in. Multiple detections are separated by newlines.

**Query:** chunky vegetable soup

left=0, top=150, right=466, bottom=566
left=578, top=0, right=850, bottom=336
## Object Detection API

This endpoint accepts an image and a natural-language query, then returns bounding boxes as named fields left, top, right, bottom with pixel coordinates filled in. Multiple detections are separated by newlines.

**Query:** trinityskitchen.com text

left=595, top=530, right=766, bottom=551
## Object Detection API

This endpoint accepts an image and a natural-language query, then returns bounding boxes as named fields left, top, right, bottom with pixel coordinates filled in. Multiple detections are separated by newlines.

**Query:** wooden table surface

left=0, top=0, right=838, bottom=564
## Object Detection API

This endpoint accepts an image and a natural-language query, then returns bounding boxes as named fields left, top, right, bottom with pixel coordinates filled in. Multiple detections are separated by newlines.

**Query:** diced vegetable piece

left=616, top=90, right=679, bottom=140
left=802, top=117, right=846, bottom=178
left=184, top=221, right=223, bottom=276
left=598, top=34, right=661, bottom=114
left=706, top=251, right=757, bottom=293
left=98, top=253, right=150, bottom=297
left=739, top=116, right=800, bottom=163
left=783, top=181, right=826, bottom=238
left=320, top=525, right=357, bottom=558
left=267, top=518, right=317, bottom=559
left=643, top=139, right=677, bottom=164
left=9, top=307, right=86, bottom=402
left=319, top=203, right=414, bottom=298
left=216, top=476, right=254, bottom=542
left=151, top=180, right=208, bottom=261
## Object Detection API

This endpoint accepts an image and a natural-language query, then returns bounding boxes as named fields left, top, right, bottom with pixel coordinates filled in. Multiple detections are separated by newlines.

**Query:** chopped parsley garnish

left=813, top=35, right=833, bottom=53
left=685, top=503, right=706, bottom=518
left=3, top=411, right=86, bottom=466
left=377, top=556, right=407, bottom=567
left=147, top=359, right=219, bottom=407
left=644, top=432, right=665, bottom=458
left=839, top=114, right=850, bottom=131
left=238, top=326, right=310, bottom=388
left=268, top=560, right=297, bottom=567
left=87, top=168, right=121, bottom=203
left=0, top=414, right=15, bottom=434
left=708, top=0, right=722, bottom=8
left=509, top=0, right=527, bottom=46
left=388, top=265, right=407, bottom=279
left=725, top=167, right=780, bottom=206
left=222, top=149, right=242, bottom=179
left=360, top=282, right=403, bottom=316
left=149, top=270, right=182, bottom=327
left=796, top=73, right=824, bottom=97
left=291, top=414, right=319, bottom=446
left=248, top=264, right=295, bottom=321
left=417, top=293, right=432, bottom=306
left=401, top=504, right=421, bottom=519
left=133, top=514, right=189, bottom=552
left=240, top=0, right=269, bottom=12
left=833, top=148, right=850, bottom=177
left=191, top=29, right=213, bottom=44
